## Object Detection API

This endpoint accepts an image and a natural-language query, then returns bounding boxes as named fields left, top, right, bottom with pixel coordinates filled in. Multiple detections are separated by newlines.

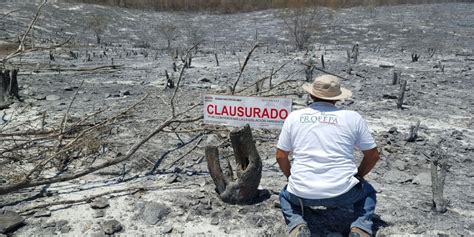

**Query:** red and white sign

left=203, top=94, right=292, bottom=129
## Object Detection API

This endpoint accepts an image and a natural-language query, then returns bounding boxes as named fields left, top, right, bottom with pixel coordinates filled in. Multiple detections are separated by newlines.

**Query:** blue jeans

left=279, top=181, right=376, bottom=235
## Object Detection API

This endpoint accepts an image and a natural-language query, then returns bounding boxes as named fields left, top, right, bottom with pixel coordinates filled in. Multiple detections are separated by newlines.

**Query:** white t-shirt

left=277, top=102, right=376, bottom=199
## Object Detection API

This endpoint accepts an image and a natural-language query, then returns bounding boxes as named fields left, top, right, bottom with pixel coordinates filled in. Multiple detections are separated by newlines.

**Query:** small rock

left=41, top=222, right=56, bottom=229
left=63, top=86, right=75, bottom=91
left=142, top=202, right=170, bottom=225
left=412, top=172, right=432, bottom=186
left=56, top=220, right=68, bottom=229
left=162, top=225, right=173, bottom=234
left=388, top=127, right=398, bottom=134
left=102, top=220, right=122, bottom=235
left=165, top=174, right=178, bottom=184
left=119, top=90, right=130, bottom=96
left=210, top=217, right=219, bottom=225
left=0, top=210, right=25, bottom=233
left=46, top=95, right=60, bottom=101
left=379, top=62, right=395, bottom=68
left=104, top=93, right=111, bottom=98
left=90, top=197, right=109, bottom=209
left=34, top=210, right=51, bottom=218
left=34, top=95, right=46, bottom=100
left=93, top=210, right=105, bottom=218
left=60, top=225, right=72, bottom=233
left=392, top=160, right=406, bottom=171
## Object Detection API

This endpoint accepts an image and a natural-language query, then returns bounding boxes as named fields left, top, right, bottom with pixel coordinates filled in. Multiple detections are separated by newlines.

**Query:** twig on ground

left=166, top=136, right=204, bottom=169
left=18, top=183, right=200, bottom=214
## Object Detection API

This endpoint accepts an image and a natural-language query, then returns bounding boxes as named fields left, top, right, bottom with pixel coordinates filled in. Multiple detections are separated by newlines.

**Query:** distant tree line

left=67, top=0, right=471, bottom=12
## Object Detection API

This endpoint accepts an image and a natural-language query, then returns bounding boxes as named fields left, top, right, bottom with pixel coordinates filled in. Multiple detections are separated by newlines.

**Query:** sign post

left=203, top=94, right=292, bottom=129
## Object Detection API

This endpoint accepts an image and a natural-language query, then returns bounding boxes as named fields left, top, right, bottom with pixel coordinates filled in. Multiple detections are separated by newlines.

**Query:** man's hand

left=276, top=148, right=291, bottom=178
left=357, top=147, right=380, bottom=179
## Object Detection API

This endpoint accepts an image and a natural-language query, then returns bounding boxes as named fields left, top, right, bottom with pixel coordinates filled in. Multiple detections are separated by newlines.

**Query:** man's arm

left=276, top=148, right=291, bottom=178
left=357, top=147, right=380, bottom=179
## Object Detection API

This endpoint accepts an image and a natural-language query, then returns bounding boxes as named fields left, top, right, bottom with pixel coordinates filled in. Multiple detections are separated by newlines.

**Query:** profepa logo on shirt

left=299, top=112, right=338, bottom=124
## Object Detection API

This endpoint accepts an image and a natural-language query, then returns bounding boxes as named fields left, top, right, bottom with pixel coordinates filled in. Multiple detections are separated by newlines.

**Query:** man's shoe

left=289, top=224, right=310, bottom=237
left=349, top=227, right=371, bottom=237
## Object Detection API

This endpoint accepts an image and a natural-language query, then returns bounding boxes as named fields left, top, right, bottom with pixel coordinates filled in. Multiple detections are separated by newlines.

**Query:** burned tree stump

left=352, top=43, right=359, bottom=64
left=411, top=53, right=420, bottom=62
left=397, top=80, right=407, bottom=109
left=214, top=52, right=219, bottom=67
left=406, top=120, right=420, bottom=142
left=164, top=70, right=174, bottom=89
left=429, top=140, right=449, bottom=213
left=205, top=125, right=262, bottom=204
left=305, top=58, right=316, bottom=82
left=321, top=54, right=325, bottom=69
left=0, top=69, right=21, bottom=108
left=438, top=61, right=445, bottom=73
left=392, top=70, right=400, bottom=85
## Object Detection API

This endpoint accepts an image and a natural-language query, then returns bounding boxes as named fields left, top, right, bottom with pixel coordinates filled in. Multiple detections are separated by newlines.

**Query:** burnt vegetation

left=0, top=0, right=472, bottom=236
left=68, top=0, right=470, bottom=12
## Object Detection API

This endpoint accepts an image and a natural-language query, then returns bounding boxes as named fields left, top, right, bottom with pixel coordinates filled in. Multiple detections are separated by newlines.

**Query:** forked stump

left=205, top=125, right=262, bottom=204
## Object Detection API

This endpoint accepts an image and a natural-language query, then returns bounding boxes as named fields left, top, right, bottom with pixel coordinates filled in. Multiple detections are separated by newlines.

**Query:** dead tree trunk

left=305, top=64, right=314, bottom=82
left=392, top=71, right=400, bottom=85
left=214, top=53, right=219, bottom=66
left=0, top=69, right=20, bottom=108
left=429, top=142, right=449, bottom=213
left=164, top=70, right=174, bottom=89
left=397, top=80, right=407, bottom=109
left=406, top=120, right=420, bottom=142
left=206, top=125, right=262, bottom=204
left=352, top=43, right=359, bottom=64
left=321, top=54, right=325, bottom=69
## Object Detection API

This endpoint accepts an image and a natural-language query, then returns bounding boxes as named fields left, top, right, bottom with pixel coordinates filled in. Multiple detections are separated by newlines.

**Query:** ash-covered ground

left=0, top=0, right=473, bottom=236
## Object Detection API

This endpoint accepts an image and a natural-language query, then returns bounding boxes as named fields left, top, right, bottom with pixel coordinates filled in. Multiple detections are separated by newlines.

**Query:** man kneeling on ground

left=276, top=75, right=380, bottom=237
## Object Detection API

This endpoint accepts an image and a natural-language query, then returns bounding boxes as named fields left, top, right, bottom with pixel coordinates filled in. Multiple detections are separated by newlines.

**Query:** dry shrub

left=278, top=7, right=324, bottom=51
left=157, top=22, right=178, bottom=49
left=86, top=15, right=107, bottom=44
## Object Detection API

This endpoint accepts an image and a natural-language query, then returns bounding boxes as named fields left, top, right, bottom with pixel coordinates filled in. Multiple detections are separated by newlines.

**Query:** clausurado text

left=206, top=104, right=288, bottom=120
left=203, top=95, right=292, bottom=129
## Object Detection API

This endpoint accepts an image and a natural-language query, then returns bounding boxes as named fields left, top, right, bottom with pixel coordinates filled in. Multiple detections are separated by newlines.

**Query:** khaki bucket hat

left=302, top=75, right=352, bottom=100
